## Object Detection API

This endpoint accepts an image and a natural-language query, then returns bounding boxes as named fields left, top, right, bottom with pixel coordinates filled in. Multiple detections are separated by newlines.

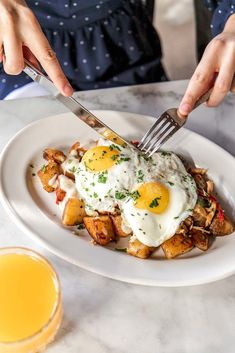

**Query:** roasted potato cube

left=161, top=233, right=194, bottom=259
left=111, top=215, right=132, bottom=237
left=209, top=212, right=234, bottom=236
left=37, top=161, right=60, bottom=193
left=83, top=216, right=115, bottom=245
left=62, top=198, right=86, bottom=226
left=192, top=204, right=207, bottom=227
left=191, top=227, right=209, bottom=251
left=43, top=148, right=66, bottom=164
left=127, top=237, right=154, bottom=259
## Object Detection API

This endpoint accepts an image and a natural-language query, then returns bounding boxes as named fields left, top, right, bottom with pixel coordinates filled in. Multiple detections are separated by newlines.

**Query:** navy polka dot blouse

left=204, top=0, right=235, bottom=35
left=0, top=0, right=166, bottom=99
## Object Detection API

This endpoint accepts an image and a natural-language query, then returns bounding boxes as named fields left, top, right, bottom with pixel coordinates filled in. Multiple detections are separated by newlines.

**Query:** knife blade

left=23, top=59, right=134, bottom=149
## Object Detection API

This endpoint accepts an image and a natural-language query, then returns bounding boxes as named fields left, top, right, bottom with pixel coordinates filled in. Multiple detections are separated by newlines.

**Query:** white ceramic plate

left=1, top=111, right=235, bottom=287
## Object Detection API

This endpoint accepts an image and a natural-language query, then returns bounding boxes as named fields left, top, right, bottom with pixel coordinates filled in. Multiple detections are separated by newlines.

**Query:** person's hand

left=179, top=13, right=235, bottom=116
left=0, top=0, right=73, bottom=96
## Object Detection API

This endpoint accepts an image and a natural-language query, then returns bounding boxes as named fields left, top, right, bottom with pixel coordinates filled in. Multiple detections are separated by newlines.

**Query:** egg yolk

left=135, top=182, right=169, bottom=214
left=101, top=129, right=126, bottom=146
left=82, top=145, right=120, bottom=171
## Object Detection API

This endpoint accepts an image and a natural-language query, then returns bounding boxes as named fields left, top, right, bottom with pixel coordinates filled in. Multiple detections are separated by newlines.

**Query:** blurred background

left=147, top=0, right=213, bottom=80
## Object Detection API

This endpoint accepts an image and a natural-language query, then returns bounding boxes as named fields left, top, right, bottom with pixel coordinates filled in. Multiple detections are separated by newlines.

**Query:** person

left=0, top=0, right=167, bottom=99
left=0, top=0, right=235, bottom=118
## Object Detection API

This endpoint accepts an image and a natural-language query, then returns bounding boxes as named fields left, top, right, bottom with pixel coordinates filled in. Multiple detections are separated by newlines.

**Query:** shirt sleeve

left=204, top=0, right=235, bottom=36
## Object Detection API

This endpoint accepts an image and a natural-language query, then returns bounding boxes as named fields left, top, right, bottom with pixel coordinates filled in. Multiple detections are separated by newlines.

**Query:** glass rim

left=0, top=247, right=62, bottom=345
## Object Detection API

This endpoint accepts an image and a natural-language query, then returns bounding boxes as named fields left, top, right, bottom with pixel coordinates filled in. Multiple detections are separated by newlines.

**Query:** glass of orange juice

left=0, top=247, right=63, bottom=353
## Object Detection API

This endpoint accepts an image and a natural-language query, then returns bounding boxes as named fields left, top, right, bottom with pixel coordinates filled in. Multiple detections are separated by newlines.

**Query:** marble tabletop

left=1, top=80, right=235, bottom=353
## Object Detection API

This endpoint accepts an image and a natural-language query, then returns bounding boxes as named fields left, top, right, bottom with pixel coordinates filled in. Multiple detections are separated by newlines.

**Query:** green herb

left=130, top=190, right=140, bottom=201
left=109, top=144, right=121, bottom=151
left=149, top=197, right=161, bottom=208
left=167, top=181, right=174, bottom=186
left=137, top=170, right=144, bottom=182
left=115, top=191, right=126, bottom=200
left=197, top=197, right=211, bottom=208
left=111, top=154, right=119, bottom=161
left=41, top=164, right=46, bottom=173
left=115, top=248, right=127, bottom=252
left=91, top=182, right=95, bottom=186
left=187, top=208, right=193, bottom=212
left=85, top=188, right=89, bottom=192
left=77, top=224, right=85, bottom=230
left=174, top=216, right=179, bottom=219
left=98, top=173, right=107, bottom=183
left=161, top=151, right=171, bottom=157
left=69, top=166, right=77, bottom=173
left=116, top=157, right=131, bottom=164
left=93, top=192, right=98, bottom=198
left=67, top=159, right=73, bottom=164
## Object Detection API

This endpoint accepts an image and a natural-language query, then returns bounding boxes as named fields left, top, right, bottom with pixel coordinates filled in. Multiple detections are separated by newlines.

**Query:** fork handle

left=192, top=88, right=213, bottom=111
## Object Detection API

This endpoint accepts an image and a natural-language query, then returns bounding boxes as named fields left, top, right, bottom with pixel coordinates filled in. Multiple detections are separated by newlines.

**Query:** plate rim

left=1, top=110, right=235, bottom=287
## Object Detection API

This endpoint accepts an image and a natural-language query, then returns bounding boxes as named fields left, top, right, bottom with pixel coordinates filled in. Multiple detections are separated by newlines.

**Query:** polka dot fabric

left=204, top=0, right=235, bottom=35
left=0, top=0, right=167, bottom=99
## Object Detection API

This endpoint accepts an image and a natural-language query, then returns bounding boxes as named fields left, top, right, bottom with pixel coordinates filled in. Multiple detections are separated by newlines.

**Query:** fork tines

left=138, top=110, right=182, bottom=157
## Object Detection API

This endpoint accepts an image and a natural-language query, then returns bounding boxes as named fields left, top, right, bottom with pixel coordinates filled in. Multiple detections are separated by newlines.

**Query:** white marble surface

left=1, top=80, right=235, bottom=353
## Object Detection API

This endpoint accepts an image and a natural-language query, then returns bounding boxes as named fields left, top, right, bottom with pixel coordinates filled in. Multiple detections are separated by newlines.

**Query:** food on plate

left=62, top=198, right=86, bottom=226
left=37, top=138, right=234, bottom=260
left=83, top=215, right=116, bottom=245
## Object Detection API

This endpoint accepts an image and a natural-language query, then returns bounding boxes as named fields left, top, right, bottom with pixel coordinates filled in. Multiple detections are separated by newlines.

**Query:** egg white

left=62, top=139, right=197, bottom=247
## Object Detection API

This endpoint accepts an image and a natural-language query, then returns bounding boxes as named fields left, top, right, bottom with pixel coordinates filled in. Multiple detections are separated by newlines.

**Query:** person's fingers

left=22, top=45, right=40, bottom=70
left=23, top=15, right=73, bottom=96
left=2, top=21, right=24, bottom=74
left=230, top=76, right=235, bottom=93
left=178, top=59, right=215, bottom=116
left=207, top=52, right=235, bottom=106
left=0, top=41, right=3, bottom=63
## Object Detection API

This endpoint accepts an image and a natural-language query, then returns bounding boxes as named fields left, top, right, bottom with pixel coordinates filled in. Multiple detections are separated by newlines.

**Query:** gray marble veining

left=1, top=80, right=235, bottom=353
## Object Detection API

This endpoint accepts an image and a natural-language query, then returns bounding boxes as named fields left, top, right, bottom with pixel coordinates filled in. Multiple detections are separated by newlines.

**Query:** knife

left=23, top=59, right=134, bottom=149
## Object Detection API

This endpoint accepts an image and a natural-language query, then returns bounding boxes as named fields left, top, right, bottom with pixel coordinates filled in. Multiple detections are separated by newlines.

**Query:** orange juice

left=0, top=248, right=62, bottom=353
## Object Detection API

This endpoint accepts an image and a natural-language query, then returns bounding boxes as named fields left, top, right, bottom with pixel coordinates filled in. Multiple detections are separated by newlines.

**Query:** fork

left=138, top=88, right=212, bottom=157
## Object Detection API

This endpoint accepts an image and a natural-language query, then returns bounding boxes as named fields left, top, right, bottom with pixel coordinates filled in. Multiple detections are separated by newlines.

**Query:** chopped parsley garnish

left=41, top=164, right=46, bottom=173
left=130, top=190, right=140, bottom=201
left=91, top=182, right=95, bottom=186
left=77, top=224, right=85, bottom=230
left=115, top=248, right=127, bottom=252
left=109, top=144, right=121, bottom=151
left=98, top=172, right=107, bottom=183
left=111, top=154, right=119, bottom=161
left=137, top=170, right=144, bottom=182
left=93, top=192, right=98, bottom=198
left=160, top=151, right=172, bottom=157
left=167, top=181, right=174, bottom=186
left=116, top=156, right=131, bottom=164
left=197, top=198, right=211, bottom=208
left=69, top=166, right=77, bottom=173
left=187, top=208, right=193, bottom=212
left=174, top=216, right=179, bottom=219
left=115, top=191, right=126, bottom=200
left=149, top=197, right=161, bottom=208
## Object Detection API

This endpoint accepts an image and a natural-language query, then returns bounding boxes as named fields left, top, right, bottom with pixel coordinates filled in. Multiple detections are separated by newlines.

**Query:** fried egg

left=62, top=138, right=197, bottom=247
